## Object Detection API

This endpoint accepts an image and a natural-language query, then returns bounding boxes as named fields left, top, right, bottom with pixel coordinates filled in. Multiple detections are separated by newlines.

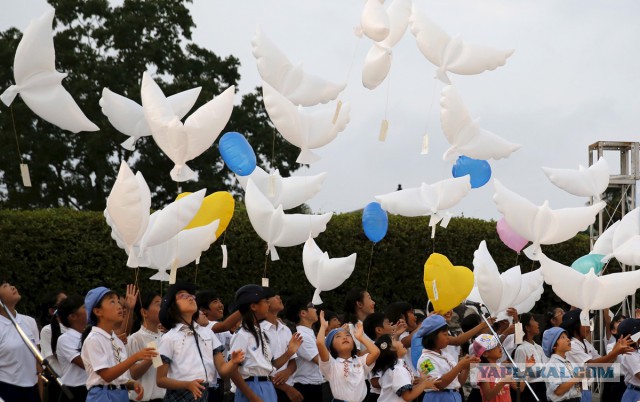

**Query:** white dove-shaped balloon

left=0, top=9, right=98, bottom=133
left=591, top=220, right=619, bottom=259
left=375, top=176, right=471, bottom=217
left=236, top=166, right=327, bottom=210
left=409, top=4, right=514, bottom=84
left=262, top=81, right=350, bottom=164
left=100, top=85, right=201, bottom=151
left=542, top=157, right=609, bottom=199
left=540, top=252, right=640, bottom=311
left=252, top=27, right=346, bottom=106
left=106, top=162, right=151, bottom=261
left=245, top=179, right=332, bottom=261
left=362, top=0, right=412, bottom=90
left=610, top=207, right=640, bottom=266
left=440, top=85, right=521, bottom=161
left=303, top=237, right=357, bottom=305
left=493, top=180, right=605, bottom=260
left=473, top=241, right=522, bottom=314
left=360, top=0, right=390, bottom=42
left=141, top=72, right=234, bottom=182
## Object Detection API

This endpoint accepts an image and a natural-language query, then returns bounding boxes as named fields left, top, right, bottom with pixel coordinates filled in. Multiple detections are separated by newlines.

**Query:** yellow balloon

left=176, top=191, right=235, bottom=239
left=423, top=253, right=474, bottom=314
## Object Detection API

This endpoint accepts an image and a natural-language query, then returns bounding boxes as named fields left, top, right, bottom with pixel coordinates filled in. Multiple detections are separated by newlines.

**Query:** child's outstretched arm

left=215, top=349, right=245, bottom=378
left=354, top=322, right=380, bottom=366
left=97, top=347, right=156, bottom=383
left=316, top=311, right=330, bottom=362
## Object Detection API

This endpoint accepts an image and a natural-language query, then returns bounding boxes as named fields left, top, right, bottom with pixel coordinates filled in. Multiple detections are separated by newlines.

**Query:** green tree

left=0, top=0, right=298, bottom=210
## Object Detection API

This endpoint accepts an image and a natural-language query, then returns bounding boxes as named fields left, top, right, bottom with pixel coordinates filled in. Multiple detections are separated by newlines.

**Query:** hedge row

left=0, top=207, right=594, bottom=321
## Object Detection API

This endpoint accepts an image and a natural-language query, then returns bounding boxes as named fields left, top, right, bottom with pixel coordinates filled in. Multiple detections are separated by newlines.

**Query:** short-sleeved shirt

left=57, top=328, right=87, bottom=387
left=230, top=326, right=274, bottom=378
left=513, top=341, right=547, bottom=383
left=399, top=332, right=418, bottom=377
left=319, top=354, right=373, bottom=402
left=81, top=326, right=131, bottom=388
left=41, top=323, right=67, bottom=375
left=158, top=323, right=223, bottom=384
left=0, top=312, right=40, bottom=386
left=497, top=334, right=515, bottom=363
left=545, top=354, right=581, bottom=402
left=294, top=325, right=323, bottom=385
left=378, top=359, right=414, bottom=402
left=126, top=326, right=165, bottom=400
left=566, top=338, right=599, bottom=365
left=417, top=349, right=460, bottom=390
left=621, top=349, right=640, bottom=387
left=261, top=319, right=297, bottom=385
left=477, top=362, right=511, bottom=402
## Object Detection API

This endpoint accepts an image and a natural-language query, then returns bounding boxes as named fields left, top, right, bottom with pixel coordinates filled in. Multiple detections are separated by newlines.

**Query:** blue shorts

left=622, top=385, right=640, bottom=402
left=234, top=377, right=277, bottom=402
left=86, top=386, right=128, bottom=402
left=422, top=389, right=461, bottom=402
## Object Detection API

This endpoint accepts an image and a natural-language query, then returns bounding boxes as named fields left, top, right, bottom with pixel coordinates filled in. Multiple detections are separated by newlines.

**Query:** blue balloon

left=451, top=155, right=492, bottom=189
left=219, top=132, right=257, bottom=176
left=571, top=254, right=605, bottom=275
left=362, top=202, right=388, bottom=243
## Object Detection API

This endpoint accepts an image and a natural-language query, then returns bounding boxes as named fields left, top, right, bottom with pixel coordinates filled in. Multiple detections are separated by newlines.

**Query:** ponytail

left=51, top=294, right=84, bottom=355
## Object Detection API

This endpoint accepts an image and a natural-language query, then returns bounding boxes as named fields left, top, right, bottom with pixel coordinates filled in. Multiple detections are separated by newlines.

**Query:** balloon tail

left=0, top=85, right=18, bottom=106
left=170, top=164, right=195, bottom=182
left=312, top=289, right=323, bottom=305
left=121, top=136, right=136, bottom=151
left=296, top=149, right=321, bottom=164
left=365, top=242, right=376, bottom=291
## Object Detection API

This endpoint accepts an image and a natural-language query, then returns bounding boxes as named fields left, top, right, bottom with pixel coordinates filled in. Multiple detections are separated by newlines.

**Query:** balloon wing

left=303, top=237, right=357, bottom=304
left=252, top=28, right=346, bottom=106
left=493, top=180, right=605, bottom=259
left=262, top=81, right=350, bottom=164
left=409, top=5, right=514, bottom=84
left=100, top=86, right=201, bottom=151
left=0, top=9, right=99, bottom=132
left=542, top=157, right=610, bottom=198
left=360, top=0, right=390, bottom=42
left=379, top=0, right=412, bottom=48
left=472, top=241, right=522, bottom=314
left=440, top=85, right=520, bottom=161
left=611, top=207, right=640, bottom=266
left=592, top=220, right=619, bottom=257
left=362, top=44, right=391, bottom=90
left=540, top=253, right=640, bottom=311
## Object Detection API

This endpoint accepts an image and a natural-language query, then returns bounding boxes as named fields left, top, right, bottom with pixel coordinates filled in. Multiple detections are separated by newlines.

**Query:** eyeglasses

left=177, top=293, right=196, bottom=301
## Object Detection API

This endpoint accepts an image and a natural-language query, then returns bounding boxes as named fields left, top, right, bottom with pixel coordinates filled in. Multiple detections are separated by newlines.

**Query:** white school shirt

left=513, top=340, right=547, bottom=383
left=545, top=354, right=582, bottom=402
left=81, top=326, right=131, bottom=388
left=417, top=349, right=460, bottom=390
left=0, top=312, right=40, bottom=386
left=41, top=323, right=67, bottom=375
left=399, top=332, right=418, bottom=377
left=126, top=326, right=165, bottom=401
left=57, top=328, right=87, bottom=387
left=158, top=323, right=222, bottom=385
left=497, top=334, right=515, bottom=363
left=378, top=359, right=414, bottom=402
left=605, top=341, right=623, bottom=364
left=566, top=337, right=599, bottom=365
left=621, top=349, right=640, bottom=387
left=261, top=319, right=297, bottom=385
left=206, top=320, right=233, bottom=357
left=319, top=354, right=373, bottom=402
left=294, top=325, right=323, bottom=385
left=230, top=326, right=274, bottom=378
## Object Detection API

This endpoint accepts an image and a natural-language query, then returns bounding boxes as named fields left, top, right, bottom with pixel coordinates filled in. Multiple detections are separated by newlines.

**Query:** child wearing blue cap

left=541, top=327, right=582, bottom=402
left=415, top=314, right=480, bottom=402
left=80, top=286, right=158, bottom=402
left=317, top=310, right=380, bottom=402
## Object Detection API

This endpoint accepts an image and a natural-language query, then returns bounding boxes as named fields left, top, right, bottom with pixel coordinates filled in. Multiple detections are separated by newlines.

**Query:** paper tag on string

left=431, top=224, right=436, bottom=239
left=20, top=164, right=31, bottom=187
left=514, top=323, right=524, bottom=345
left=332, top=100, right=343, bottom=124
left=378, top=119, right=389, bottom=142
left=221, top=245, right=228, bottom=268
left=581, top=379, right=588, bottom=390
left=580, top=309, right=590, bottom=327
left=268, top=174, right=276, bottom=197
left=421, top=134, right=429, bottom=155
left=169, top=261, right=178, bottom=285
left=440, top=213, right=452, bottom=228
left=147, top=341, right=163, bottom=368
left=631, top=331, right=640, bottom=343
left=262, top=277, right=269, bottom=287
left=432, top=280, right=438, bottom=301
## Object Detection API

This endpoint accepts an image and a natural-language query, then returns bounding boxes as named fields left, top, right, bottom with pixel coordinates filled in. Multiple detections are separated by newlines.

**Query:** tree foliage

left=0, top=0, right=298, bottom=210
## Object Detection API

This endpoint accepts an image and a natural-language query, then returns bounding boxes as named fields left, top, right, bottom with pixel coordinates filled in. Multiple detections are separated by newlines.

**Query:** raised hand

left=354, top=321, right=365, bottom=341
left=124, top=284, right=139, bottom=311
left=134, top=347, right=158, bottom=362
left=287, top=332, right=303, bottom=354
left=319, top=310, right=328, bottom=331
left=230, top=349, right=245, bottom=364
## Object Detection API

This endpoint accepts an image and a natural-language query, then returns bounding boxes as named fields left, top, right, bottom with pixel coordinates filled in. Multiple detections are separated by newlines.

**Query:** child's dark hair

left=421, top=325, right=449, bottom=350
left=344, top=288, right=366, bottom=325
left=363, top=312, right=385, bottom=341
left=239, top=303, right=270, bottom=359
left=38, top=290, right=65, bottom=328
left=545, top=307, right=563, bottom=331
left=313, top=308, right=339, bottom=333
left=81, top=290, right=118, bottom=346
left=460, top=314, right=482, bottom=355
left=163, top=297, right=199, bottom=330
left=328, top=329, right=358, bottom=359
left=51, top=294, right=83, bottom=355
left=373, top=334, right=397, bottom=375
left=132, top=291, right=160, bottom=333
left=610, top=314, right=627, bottom=333
left=196, top=289, right=222, bottom=311
left=283, top=296, right=307, bottom=324
left=385, top=302, right=412, bottom=324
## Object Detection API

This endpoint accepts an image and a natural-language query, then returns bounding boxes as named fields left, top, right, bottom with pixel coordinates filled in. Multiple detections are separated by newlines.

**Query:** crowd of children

left=3, top=279, right=640, bottom=402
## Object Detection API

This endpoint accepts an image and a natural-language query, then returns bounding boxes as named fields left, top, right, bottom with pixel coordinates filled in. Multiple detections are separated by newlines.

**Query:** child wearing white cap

left=473, top=334, right=524, bottom=402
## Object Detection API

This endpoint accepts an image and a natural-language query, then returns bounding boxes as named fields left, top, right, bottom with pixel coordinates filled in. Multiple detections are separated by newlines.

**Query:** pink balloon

left=496, top=218, right=529, bottom=253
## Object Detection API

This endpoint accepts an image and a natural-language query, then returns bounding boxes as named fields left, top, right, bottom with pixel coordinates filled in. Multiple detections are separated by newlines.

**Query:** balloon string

left=384, top=66, right=392, bottom=120
left=365, top=242, right=376, bottom=291
left=9, top=106, right=24, bottom=164
left=343, top=33, right=361, bottom=84
left=194, top=262, right=199, bottom=285
left=262, top=245, right=269, bottom=280
left=515, top=253, right=519, bottom=266
left=160, top=281, right=163, bottom=298
left=271, top=130, right=276, bottom=170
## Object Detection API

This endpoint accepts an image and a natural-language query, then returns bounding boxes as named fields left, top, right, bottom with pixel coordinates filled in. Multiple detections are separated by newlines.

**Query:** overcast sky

left=3, top=0, right=640, bottom=221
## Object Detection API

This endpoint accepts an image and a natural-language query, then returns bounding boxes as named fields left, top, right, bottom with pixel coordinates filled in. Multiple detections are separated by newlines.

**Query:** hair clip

left=380, top=342, right=388, bottom=350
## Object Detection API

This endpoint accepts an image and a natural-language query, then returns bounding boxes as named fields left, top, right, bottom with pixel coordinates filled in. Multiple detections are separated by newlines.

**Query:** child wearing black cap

left=157, top=282, right=245, bottom=402
left=229, top=285, right=302, bottom=402
left=616, top=318, right=640, bottom=402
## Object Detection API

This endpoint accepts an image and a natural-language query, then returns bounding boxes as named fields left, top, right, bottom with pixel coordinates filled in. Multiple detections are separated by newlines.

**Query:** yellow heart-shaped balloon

left=423, top=253, right=474, bottom=314
left=176, top=191, right=235, bottom=239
